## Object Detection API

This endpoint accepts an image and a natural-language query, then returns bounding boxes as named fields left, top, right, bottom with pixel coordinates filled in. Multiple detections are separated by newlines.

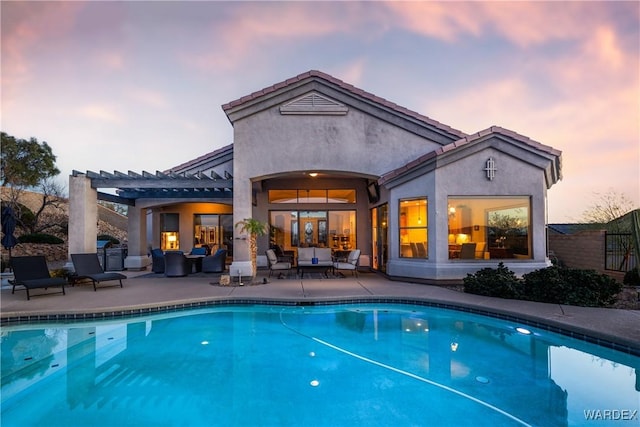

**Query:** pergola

left=68, top=169, right=234, bottom=270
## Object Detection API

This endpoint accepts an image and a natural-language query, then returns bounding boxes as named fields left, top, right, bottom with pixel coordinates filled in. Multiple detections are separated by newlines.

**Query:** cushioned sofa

left=296, top=247, right=333, bottom=277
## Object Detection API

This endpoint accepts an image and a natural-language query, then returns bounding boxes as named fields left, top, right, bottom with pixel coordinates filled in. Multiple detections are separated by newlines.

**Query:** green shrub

left=523, top=267, right=622, bottom=307
left=522, top=266, right=569, bottom=304
left=50, top=268, right=68, bottom=279
left=17, top=233, right=64, bottom=244
left=463, top=262, right=523, bottom=299
left=97, top=234, right=120, bottom=245
left=623, top=267, right=640, bottom=287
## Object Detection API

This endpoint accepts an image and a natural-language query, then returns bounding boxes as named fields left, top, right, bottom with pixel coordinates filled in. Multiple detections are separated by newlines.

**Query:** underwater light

left=516, top=327, right=531, bottom=335
left=201, top=341, right=210, bottom=345
left=310, top=380, right=319, bottom=387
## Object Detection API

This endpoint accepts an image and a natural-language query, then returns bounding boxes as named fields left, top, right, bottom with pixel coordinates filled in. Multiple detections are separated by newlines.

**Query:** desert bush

left=17, top=233, right=64, bottom=244
left=523, top=266, right=622, bottom=307
left=623, top=267, right=640, bottom=287
left=463, top=262, right=523, bottom=299
left=464, top=263, right=621, bottom=307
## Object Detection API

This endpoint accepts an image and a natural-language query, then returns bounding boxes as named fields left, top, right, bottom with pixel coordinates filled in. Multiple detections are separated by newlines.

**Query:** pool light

left=201, top=340, right=210, bottom=345
left=516, top=327, right=532, bottom=335
left=310, top=380, right=319, bottom=387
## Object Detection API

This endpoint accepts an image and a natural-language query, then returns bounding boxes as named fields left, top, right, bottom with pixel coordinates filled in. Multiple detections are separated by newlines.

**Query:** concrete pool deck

left=2, top=269, right=639, bottom=355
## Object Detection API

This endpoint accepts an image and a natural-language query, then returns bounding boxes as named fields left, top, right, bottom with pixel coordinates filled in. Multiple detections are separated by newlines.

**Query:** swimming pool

left=2, top=303, right=638, bottom=426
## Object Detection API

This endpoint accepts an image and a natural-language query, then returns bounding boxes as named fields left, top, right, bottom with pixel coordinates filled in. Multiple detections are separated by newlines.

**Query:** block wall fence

left=548, top=229, right=625, bottom=283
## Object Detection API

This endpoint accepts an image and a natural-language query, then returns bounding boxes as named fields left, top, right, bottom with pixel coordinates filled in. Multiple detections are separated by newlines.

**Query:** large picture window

left=270, top=210, right=356, bottom=251
left=448, top=197, right=531, bottom=260
left=399, top=198, right=428, bottom=258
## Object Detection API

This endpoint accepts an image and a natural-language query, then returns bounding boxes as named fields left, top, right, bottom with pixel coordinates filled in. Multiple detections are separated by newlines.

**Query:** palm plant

left=235, top=218, right=268, bottom=277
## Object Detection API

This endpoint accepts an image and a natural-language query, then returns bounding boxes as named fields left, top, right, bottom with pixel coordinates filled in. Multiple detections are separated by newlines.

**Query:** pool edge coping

left=2, top=295, right=639, bottom=357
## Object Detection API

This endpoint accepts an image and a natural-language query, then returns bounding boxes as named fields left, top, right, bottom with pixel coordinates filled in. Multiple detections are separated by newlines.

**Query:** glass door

left=371, top=204, right=388, bottom=272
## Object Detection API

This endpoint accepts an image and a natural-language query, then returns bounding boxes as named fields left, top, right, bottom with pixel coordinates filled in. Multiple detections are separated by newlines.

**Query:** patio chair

left=202, top=248, right=227, bottom=273
left=10, top=256, right=67, bottom=300
left=266, top=249, right=291, bottom=278
left=71, top=253, right=126, bottom=291
left=150, top=248, right=165, bottom=273
left=164, top=251, right=189, bottom=277
left=333, top=249, right=361, bottom=277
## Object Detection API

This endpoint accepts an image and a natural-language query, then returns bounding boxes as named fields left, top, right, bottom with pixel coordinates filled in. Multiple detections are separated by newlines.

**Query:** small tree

left=235, top=218, right=268, bottom=277
left=1, top=132, right=60, bottom=187
left=580, top=189, right=635, bottom=230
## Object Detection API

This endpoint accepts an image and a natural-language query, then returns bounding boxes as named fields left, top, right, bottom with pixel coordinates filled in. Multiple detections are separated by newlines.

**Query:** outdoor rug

left=133, top=272, right=224, bottom=279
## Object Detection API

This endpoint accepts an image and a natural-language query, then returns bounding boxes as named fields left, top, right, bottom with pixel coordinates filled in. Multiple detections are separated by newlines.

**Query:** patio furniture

left=189, top=246, right=208, bottom=256
left=150, top=248, right=165, bottom=273
left=164, top=251, right=190, bottom=277
left=333, top=249, right=361, bottom=277
left=201, top=248, right=227, bottom=273
left=10, top=255, right=67, bottom=300
left=266, top=249, right=291, bottom=277
left=297, top=247, right=333, bottom=278
left=71, top=253, right=126, bottom=291
left=271, top=244, right=295, bottom=265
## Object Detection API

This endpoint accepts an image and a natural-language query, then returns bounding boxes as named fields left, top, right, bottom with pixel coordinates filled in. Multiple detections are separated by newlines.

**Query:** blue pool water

left=1, top=304, right=638, bottom=426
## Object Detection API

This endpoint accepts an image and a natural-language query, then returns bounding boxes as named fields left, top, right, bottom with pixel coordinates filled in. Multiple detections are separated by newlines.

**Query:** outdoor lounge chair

left=201, top=248, right=227, bottom=273
left=71, top=253, right=126, bottom=291
left=265, top=249, right=291, bottom=277
left=333, top=249, right=361, bottom=277
left=164, top=251, right=190, bottom=277
left=10, top=255, right=67, bottom=300
left=150, top=248, right=165, bottom=273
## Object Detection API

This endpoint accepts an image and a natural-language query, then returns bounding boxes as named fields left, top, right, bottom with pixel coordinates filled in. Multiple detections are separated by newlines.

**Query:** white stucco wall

left=386, top=145, right=552, bottom=281
left=229, top=92, right=450, bottom=275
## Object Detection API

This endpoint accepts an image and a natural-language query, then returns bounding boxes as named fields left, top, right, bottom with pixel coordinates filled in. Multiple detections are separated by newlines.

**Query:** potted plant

left=235, top=218, right=268, bottom=278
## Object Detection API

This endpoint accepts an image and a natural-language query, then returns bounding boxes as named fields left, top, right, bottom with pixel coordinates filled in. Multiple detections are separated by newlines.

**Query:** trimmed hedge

left=464, top=263, right=622, bottom=307
left=17, top=233, right=64, bottom=244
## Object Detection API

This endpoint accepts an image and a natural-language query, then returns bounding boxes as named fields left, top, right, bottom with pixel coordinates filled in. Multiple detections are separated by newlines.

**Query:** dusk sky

left=2, top=1, right=638, bottom=223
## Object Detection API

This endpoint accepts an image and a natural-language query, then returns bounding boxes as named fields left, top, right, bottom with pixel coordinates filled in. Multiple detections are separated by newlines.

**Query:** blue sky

left=2, top=1, right=638, bottom=222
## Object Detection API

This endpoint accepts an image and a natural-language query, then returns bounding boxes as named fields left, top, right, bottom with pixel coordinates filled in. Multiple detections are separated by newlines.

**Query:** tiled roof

left=548, top=223, right=604, bottom=234
left=379, top=126, right=563, bottom=185
left=166, top=143, right=233, bottom=173
left=222, top=70, right=467, bottom=139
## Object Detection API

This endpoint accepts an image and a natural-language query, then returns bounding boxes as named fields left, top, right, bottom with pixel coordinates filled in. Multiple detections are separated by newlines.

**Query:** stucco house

left=69, top=70, right=562, bottom=283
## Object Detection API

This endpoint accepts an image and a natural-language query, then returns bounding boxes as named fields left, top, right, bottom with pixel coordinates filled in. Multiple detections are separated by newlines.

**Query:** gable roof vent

left=280, top=92, right=348, bottom=115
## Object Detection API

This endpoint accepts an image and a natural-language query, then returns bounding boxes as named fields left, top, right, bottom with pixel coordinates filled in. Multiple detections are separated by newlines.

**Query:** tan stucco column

left=229, top=177, right=253, bottom=279
left=68, top=173, right=98, bottom=258
left=124, top=204, right=151, bottom=270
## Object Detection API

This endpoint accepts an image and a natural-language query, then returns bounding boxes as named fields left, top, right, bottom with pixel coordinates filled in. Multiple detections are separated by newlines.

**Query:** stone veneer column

left=124, top=204, right=151, bottom=271
left=68, top=174, right=97, bottom=258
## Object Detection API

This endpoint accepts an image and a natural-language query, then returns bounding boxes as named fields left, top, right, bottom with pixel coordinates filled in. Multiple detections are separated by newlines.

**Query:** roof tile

left=222, top=69, right=467, bottom=139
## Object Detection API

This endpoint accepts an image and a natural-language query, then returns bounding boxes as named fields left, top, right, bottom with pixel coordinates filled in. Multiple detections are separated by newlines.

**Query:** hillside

left=1, top=187, right=128, bottom=262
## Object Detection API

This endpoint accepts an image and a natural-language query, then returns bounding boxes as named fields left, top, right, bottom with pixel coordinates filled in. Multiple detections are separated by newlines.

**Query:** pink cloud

left=128, top=88, right=169, bottom=109
left=77, top=104, right=124, bottom=124
left=2, top=2, right=84, bottom=85
left=181, top=2, right=378, bottom=71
